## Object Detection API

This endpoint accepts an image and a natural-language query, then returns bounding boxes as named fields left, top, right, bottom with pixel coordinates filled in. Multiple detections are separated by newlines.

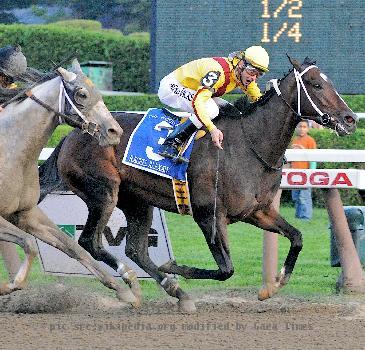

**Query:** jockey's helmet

left=228, top=46, right=269, bottom=73
left=244, top=46, right=269, bottom=73
left=0, top=45, right=27, bottom=79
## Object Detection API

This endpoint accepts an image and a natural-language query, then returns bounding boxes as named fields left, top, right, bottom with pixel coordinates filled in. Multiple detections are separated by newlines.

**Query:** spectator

left=290, top=120, right=317, bottom=220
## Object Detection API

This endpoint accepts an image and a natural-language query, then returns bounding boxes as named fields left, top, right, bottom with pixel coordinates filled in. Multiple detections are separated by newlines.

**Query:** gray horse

left=0, top=59, right=136, bottom=303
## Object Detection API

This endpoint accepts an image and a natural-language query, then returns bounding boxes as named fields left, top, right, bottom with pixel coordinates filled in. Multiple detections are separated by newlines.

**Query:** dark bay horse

left=39, top=57, right=357, bottom=312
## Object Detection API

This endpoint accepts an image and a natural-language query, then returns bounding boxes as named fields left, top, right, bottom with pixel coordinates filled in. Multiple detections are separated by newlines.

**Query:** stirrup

left=159, top=150, right=189, bottom=164
left=158, top=147, right=189, bottom=164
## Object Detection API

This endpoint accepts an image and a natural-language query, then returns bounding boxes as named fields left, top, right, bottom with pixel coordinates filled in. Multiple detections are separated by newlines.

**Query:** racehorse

left=0, top=59, right=138, bottom=303
left=39, top=57, right=357, bottom=312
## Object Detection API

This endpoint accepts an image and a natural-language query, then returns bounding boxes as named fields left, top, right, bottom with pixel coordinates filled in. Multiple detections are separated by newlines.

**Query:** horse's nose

left=108, top=123, right=123, bottom=137
left=343, top=113, right=357, bottom=127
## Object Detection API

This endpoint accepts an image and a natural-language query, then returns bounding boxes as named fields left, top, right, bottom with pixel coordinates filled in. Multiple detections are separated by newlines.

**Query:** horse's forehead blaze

left=320, top=73, right=328, bottom=82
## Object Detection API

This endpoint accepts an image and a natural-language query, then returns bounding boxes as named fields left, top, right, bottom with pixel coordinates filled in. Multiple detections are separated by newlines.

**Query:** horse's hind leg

left=14, top=206, right=137, bottom=303
left=246, top=206, right=303, bottom=300
left=122, top=201, right=196, bottom=313
left=159, top=211, right=234, bottom=281
left=0, top=217, right=38, bottom=294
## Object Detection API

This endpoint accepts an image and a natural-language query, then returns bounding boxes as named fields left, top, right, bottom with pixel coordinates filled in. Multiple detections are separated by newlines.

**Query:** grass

left=0, top=206, right=342, bottom=300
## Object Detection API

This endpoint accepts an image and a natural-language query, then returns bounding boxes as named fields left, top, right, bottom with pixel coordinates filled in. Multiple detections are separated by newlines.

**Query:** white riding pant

left=158, top=72, right=226, bottom=129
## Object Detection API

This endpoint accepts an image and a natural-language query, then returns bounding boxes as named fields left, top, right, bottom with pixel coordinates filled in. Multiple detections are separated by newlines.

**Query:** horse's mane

left=219, top=56, right=316, bottom=119
left=0, top=67, right=57, bottom=104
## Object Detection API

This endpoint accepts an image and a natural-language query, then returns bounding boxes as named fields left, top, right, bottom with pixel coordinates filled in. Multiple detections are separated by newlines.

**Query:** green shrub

left=104, top=95, right=163, bottom=111
left=0, top=23, right=150, bottom=92
left=49, top=20, right=104, bottom=31
left=343, top=95, right=365, bottom=112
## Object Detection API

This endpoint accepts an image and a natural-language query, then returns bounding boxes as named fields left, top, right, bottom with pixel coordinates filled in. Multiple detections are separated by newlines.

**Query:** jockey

left=157, top=45, right=269, bottom=162
left=0, top=45, right=27, bottom=89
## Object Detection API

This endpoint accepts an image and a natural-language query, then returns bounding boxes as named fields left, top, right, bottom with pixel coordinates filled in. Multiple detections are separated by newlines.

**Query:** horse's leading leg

left=122, top=201, right=196, bottom=313
left=245, top=205, right=303, bottom=300
left=62, top=160, right=141, bottom=302
left=14, top=206, right=137, bottom=303
left=0, top=217, right=38, bottom=294
left=159, top=210, right=234, bottom=281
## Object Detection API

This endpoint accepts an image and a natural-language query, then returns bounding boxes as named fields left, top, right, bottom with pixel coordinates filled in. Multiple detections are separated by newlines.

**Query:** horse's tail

left=38, top=137, right=69, bottom=203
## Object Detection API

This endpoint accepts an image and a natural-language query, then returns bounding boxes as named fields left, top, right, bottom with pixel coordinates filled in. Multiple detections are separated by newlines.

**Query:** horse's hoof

left=0, top=283, right=12, bottom=296
left=131, top=298, right=142, bottom=309
left=258, top=284, right=277, bottom=301
left=116, top=288, right=137, bottom=304
left=178, top=299, right=196, bottom=314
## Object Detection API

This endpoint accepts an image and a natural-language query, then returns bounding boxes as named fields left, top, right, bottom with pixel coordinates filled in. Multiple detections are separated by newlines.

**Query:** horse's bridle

left=242, top=65, right=341, bottom=172
left=25, top=77, right=100, bottom=137
left=270, top=65, right=347, bottom=135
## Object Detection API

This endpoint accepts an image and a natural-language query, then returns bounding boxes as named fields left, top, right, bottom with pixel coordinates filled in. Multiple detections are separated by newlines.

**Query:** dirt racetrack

left=0, top=283, right=364, bottom=350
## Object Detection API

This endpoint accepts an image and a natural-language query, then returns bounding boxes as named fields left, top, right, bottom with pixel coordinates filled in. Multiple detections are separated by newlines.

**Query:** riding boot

left=158, top=119, right=198, bottom=163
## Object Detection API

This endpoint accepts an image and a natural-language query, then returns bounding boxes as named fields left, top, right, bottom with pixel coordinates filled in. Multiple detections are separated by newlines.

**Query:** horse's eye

left=313, top=83, right=322, bottom=89
left=77, top=91, right=88, bottom=99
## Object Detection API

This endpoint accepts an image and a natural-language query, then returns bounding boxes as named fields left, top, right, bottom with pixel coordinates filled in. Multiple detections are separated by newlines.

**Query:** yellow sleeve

left=192, top=87, right=216, bottom=131
left=241, top=81, right=262, bottom=102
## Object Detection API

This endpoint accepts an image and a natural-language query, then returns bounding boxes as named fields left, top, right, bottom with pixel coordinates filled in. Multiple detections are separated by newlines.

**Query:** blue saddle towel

left=122, top=108, right=196, bottom=181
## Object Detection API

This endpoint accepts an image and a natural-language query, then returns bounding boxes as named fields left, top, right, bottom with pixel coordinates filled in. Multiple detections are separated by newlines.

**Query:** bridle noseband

left=25, top=77, right=100, bottom=137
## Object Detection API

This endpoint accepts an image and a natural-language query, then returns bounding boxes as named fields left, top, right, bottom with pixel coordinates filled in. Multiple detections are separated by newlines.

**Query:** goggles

left=243, top=61, right=265, bottom=77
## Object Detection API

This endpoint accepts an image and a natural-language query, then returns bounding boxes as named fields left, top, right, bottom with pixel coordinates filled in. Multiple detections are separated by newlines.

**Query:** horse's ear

left=287, top=54, right=302, bottom=71
left=303, top=56, right=316, bottom=65
left=71, top=59, right=83, bottom=74
left=57, top=67, right=77, bottom=82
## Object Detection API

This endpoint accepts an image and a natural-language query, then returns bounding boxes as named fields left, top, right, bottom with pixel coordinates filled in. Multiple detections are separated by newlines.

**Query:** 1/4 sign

left=261, top=0, right=303, bottom=43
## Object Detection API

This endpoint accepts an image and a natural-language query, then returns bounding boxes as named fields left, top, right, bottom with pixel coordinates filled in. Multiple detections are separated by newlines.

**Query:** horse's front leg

left=245, top=205, right=303, bottom=300
left=159, top=209, right=234, bottom=281
left=14, top=206, right=137, bottom=303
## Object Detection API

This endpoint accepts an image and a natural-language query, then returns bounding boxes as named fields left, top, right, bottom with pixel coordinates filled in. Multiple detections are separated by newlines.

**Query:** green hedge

left=0, top=23, right=150, bottom=92
left=104, top=95, right=163, bottom=111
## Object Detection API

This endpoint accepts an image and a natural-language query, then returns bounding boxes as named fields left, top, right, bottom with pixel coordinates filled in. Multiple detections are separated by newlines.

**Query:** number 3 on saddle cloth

left=122, top=108, right=196, bottom=215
